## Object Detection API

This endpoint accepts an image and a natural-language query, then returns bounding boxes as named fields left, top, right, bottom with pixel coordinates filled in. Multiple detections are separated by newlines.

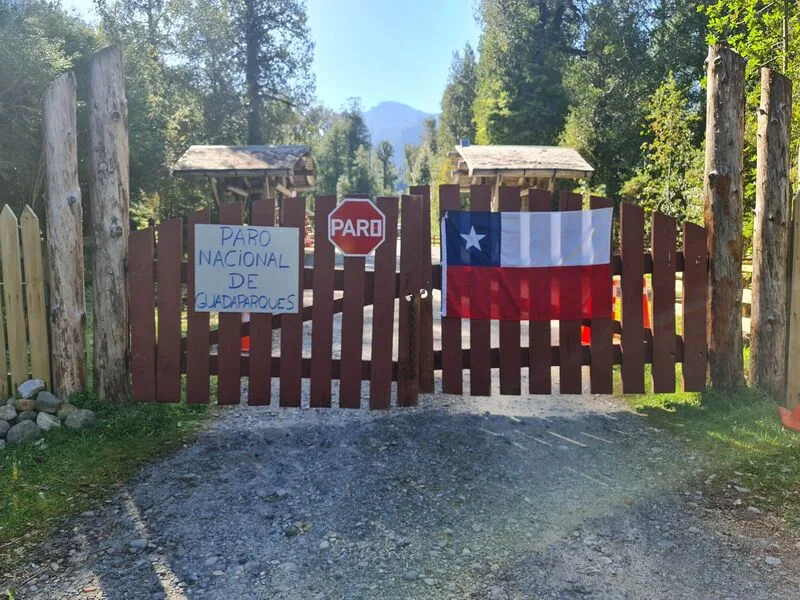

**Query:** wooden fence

left=0, top=205, right=51, bottom=395
left=128, top=195, right=425, bottom=407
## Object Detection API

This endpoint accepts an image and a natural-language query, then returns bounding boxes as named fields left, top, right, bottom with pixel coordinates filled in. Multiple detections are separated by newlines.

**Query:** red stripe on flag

left=446, top=264, right=612, bottom=321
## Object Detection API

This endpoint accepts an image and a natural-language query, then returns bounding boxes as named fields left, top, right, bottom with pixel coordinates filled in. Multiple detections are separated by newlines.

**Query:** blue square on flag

left=443, top=211, right=501, bottom=267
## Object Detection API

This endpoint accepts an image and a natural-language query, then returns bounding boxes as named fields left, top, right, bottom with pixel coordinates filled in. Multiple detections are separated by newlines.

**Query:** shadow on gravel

left=18, top=403, right=798, bottom=600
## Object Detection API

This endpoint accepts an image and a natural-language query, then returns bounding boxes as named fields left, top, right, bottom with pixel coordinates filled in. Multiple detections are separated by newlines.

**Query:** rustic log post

left=42, top=73, right=88, bottom=400
left=704, top=45, right=747, bottom=390
left=785, top=152, right=800, bottom=409
left=750, top=69, right=792, bottom=398
left=88, top=46, right=131, bottom=401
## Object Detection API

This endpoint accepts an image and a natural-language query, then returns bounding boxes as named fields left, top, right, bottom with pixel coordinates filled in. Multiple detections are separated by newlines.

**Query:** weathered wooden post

left=42, top=72, right=88, bottom=400
left=750, top=68, right=792, bottom=398
left=88, top=46, right=131, bottom=401
left=704, top=45, right=747, bottom=390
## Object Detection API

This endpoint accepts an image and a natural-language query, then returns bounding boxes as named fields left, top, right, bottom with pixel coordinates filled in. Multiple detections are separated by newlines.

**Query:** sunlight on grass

left=625, top=385, right=800, bottom=523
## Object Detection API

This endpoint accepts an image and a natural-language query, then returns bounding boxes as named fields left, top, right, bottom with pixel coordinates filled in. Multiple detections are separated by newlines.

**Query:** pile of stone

left=0, top=379, right=97, bottom=449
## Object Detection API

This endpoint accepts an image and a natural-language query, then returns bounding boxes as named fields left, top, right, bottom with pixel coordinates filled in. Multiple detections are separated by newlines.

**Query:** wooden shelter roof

left=450, top=144, right=594, bottom=184
left=172, top=144, right=315, bottom=191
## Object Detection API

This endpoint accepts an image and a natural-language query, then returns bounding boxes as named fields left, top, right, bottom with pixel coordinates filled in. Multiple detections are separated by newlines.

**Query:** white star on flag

left=460, top=226, right=486, bottom=250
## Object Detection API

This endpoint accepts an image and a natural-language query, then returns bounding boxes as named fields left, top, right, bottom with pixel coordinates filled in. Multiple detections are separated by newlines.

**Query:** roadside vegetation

left=0, top=394, right=210, bottom=571
left=626, top=385, right=800, bottom=525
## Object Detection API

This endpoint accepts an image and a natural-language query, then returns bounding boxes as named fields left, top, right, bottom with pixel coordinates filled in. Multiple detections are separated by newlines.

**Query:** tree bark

left=42, top=72, right=88, bottom=400
left=704, top=45, right=747, bottom=390
left=89, top=46, right=131, bottom=402
left=750, top=68, right=792, bottom=398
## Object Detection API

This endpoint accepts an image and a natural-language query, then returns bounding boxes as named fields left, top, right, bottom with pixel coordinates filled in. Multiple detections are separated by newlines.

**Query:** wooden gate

left=128, top=194, right=426, bottom=408
left=432, top=184, right=709, bottom=396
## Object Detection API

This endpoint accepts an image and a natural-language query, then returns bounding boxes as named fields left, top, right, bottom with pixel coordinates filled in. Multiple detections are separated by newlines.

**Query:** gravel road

left=5, top=390, right=799, bottom=599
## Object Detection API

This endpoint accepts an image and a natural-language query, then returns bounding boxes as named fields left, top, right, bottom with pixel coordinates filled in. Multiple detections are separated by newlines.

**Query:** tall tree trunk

left=42, top=72, right=88, bottom=400
left=244, top=0, right=263, bottom=145
left=89, top=46, right=131, bottom=402
left=750, top=69, right=792, bottom=398
left=704, top=45, right=746, bottom=390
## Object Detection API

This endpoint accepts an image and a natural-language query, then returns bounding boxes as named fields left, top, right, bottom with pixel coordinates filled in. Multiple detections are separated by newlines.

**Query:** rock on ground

left=3, top=392, right=800, bottom=600
left=35, top=391, right=62, bottom=414
left=0, top=419, right=9, bottom=438
left=6, top=420, right=42, bottom=445
left=17, top=379, right=45, bottom=399
left=57, top=403, right=78, bottom=421
left=0, top=404, right=17, bottom=421
left=64, top=409, right=97, bottom=430
left=36, top=412, right=61, bottom=432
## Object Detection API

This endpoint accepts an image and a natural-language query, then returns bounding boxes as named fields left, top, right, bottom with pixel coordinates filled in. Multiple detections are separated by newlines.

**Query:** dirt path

left=5, top=392, right=798, bottom=599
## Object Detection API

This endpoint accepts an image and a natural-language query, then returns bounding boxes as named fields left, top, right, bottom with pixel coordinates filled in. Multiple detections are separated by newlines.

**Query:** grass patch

left=625, top=386, right=800, bottom=524
left=0, top=395, right=211, bottom=568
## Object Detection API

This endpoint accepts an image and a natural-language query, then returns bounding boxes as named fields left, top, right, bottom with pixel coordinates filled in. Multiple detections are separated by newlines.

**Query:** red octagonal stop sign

left=328, top=198, right=386, bottom=256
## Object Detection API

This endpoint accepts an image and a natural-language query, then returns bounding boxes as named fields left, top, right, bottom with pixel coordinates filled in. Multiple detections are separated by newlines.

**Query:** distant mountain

left=364, top=101, right=435, bottom=173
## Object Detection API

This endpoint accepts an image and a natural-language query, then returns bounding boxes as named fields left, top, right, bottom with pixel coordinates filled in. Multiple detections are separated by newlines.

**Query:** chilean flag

left=441, top=208, right=614, bottom=321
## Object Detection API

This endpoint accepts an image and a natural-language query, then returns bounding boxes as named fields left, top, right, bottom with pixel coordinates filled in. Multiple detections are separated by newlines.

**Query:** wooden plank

left=410, top=185, right=434, bottom=393
left=370, top=196, right=399, bottom=409
left=248, top=199, right=275, bottom=405
left=216, top=202, right=244, bottom=405
left=528, top=189, right=552, bottom=394
left=621, top=202, right=645, bottom=393
left=20, top=206, right=51, bottom=388
left=0, top=206, right=28, bottom=390
left=128, top=228, right=156, bottom=401
left=651, top=211, right=677, bottom=392
left=88, top=46, right=130, bottom=402
left=750, top=68, right=792, bottom=398
left=279, top=198, right=305, bottom=406
left=704, top=45, right=746, bottom=390
left=682, top=222, right=709, bottom=392
left=155, top=217, right=183, bottom=403
left=498, top=186, right=522, bottom=394
left=310, top=196, right=336, bottom=408
left=339, top=254, right=367, bottom=408
left=439, top=184, right=463, bottom=394
left=186, top=209, right=210, bottom=404
left=42, top=71, right=87, bottom=400
left=558, top=192, right=583, bottom=394
left=469, top=185, right=492, bottom=396
left=589, top=196, right=614, bottom=394
left=398, top=195, right=423, bottom=406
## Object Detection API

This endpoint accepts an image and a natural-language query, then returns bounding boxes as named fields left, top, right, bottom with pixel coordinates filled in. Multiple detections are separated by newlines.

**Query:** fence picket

left=651, top=211, right=677, bottom=392
left=370, top=196, right=399, bottom=409
left=248, top=199, right=275, bottom=405
left=20, top=206, right=50, bottom=388
left=129, top=228, right=156, bottom=401
left=410, top=185, right=435, bottom=393
left=398, top=195, right=423, bottom=406
left=0, top=206, right=28, bottom=389
left=528, top=189, right=552, bottom=394
left=186, top=209, right=211, bottom=404
left=310, top=196, right=336, bottom=407
left=589, top=196, right=614, bottom=393
left=217, top=202, right=244, bottom=405
left=682, top=222, right=709, bottom=391
left=279, top=199, right=305, bottom=407
left=558, top=192, right=583, bottom=394
left=439, top=184, right=463, bottom=394
left=621, top=202, right=646, bottom=393
left=340, top=253, right=367, bottom=408
left=469, top=185, right=492, bottom=396
left=498, top=187, right=522, bottom=394
left=155, top=217, right=182, bottom=403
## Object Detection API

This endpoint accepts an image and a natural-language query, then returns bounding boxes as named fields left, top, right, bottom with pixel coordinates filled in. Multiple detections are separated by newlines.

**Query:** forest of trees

left=2, top=0, right=798, bottom=248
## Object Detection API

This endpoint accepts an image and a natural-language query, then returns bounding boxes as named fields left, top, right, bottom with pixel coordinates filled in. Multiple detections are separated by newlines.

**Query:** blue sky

left=62, top=0, right=481, bottom=114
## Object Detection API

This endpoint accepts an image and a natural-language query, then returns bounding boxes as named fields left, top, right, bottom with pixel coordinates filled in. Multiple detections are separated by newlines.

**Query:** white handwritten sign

left=194, top=224, right=299, bottom=313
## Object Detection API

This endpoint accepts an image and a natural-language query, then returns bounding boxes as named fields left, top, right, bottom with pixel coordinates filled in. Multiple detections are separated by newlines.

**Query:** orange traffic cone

left=779, top=405, right=800, bottom=432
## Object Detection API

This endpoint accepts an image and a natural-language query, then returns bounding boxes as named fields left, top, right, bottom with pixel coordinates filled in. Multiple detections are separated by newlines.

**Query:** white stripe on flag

left=499, top=208, right=612, bottom=267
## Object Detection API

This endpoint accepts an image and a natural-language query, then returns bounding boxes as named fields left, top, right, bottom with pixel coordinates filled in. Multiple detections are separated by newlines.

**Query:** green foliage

left=473, top=0, right=582, bottom=145
left=408, top=117, right=437, bottom=186
left=620, top=73, right=704, bottom=224
left=439, top=44, right=478, bottom=149
left=375, top=140, right=399, bottom=193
